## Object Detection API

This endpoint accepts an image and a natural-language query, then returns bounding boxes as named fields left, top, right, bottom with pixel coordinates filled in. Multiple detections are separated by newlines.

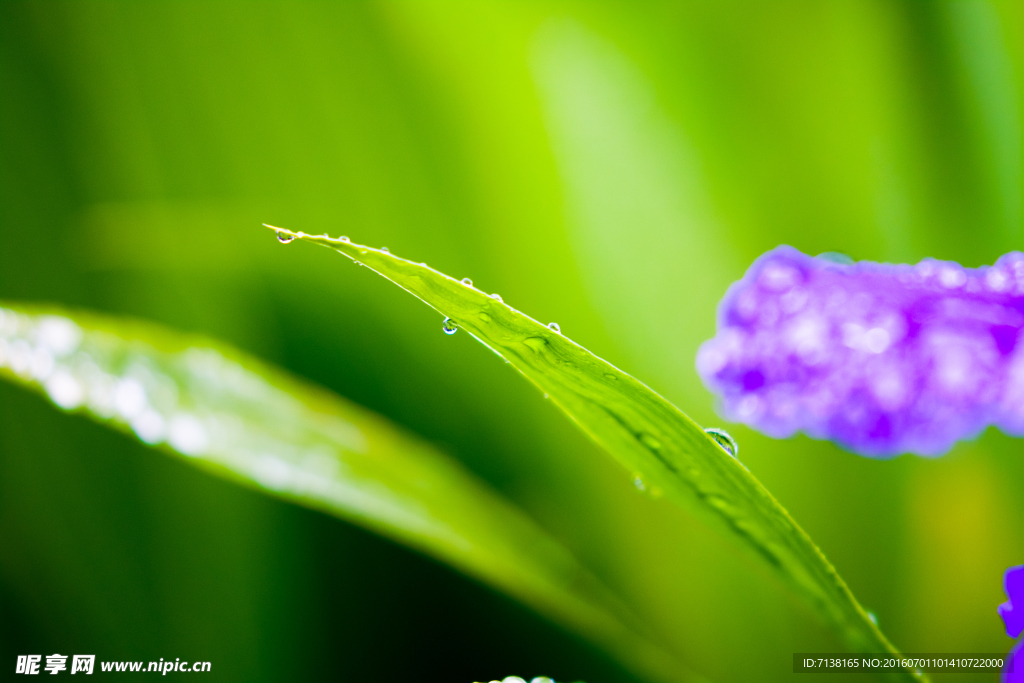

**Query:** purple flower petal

left=1004, top=637, right=1022, bottom=683
left=696, top=246, right=1024, bottom=456
left=1002, top=565, right=1024, bottom=639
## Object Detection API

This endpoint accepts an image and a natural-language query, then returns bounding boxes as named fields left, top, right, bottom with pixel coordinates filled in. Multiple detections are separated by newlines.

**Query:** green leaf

left=0, top=301, right=699, bottom=683
left=270, top=227, right=926, bottom=683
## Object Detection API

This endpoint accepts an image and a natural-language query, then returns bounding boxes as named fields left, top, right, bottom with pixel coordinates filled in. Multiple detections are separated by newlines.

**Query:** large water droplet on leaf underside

left=704, top=427, right=739, bottom=457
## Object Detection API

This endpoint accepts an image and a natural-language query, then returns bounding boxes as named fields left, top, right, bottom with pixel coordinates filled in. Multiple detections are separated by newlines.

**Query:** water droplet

left=543, top=393, right=549, bottom=399
left=461, top=278, right=473, bottom=286
left=277, top=232, right=296, bottom=244
left=816, top=251, right=854, bottom=264
left=705, top=427, right=739, bottom=457
left=633, top=475, right=646, bottom=491
left=169, top=413, right=208, bottom=456
left=604, top=373, right=618, bottom=381
left=46, top=371, right=84, bottom=410
left=31, top=347, right=54, bottom=380
left=478, top=312, right=491, bottom=322
left=38, top=317, right=81, bottom=356
left=523, top=337, right=548, bottom=352
left=8, top=339, right=31, bottom=377
left=442, top=317, right=458, bottom=335
left=114, top=378, right=147, bottom=419
left=380, top=247, right=389, bottom=253
left=132, top=410, right=165, bottom=445
left=489, top=293, right=503, bottom=302
left=639, top=433, right=662, bottom=451
left=867, top=611, right=878, bottom=626
left=339, top=236, right=350, bottom=242
left=704, top=493, right=734, bottom=513
left=547, top=322, right=560, bottom=333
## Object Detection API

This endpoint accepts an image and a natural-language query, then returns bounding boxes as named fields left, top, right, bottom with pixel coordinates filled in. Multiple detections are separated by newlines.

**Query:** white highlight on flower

left=987, top=268, right=1010, bottom=292
left=841, top=323, right=891, bottom=354
left=758, top=301, right=780, bottom=326
left=736, top=394, right=763, bottom=419
left=168, top=414, right=208, bottom=456
left=45, top=370, right=85, bottom=410
left=863, top=328, right=891, bottom=354
left=1002, top=348, right=1024, bottom=430
left=786, top=315, right=828, bottom=362
left=939, top=267, right=967, bottom=288
left=759, top=264, right=800, bottom=291
left=780, top=286, right=809, bottom=313
left=736, top=289, right=759, bottom=320
left=695, top=345, right=728, bottom=375
left=870, top=370, right=909, bottom=411
left=915, top=261, right=936, bottom=279
left=932, top=345, right=976, bottom=394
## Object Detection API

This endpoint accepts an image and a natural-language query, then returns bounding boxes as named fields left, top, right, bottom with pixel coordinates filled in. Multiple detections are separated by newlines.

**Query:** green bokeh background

left=1, top=2, right=1022, bottom=681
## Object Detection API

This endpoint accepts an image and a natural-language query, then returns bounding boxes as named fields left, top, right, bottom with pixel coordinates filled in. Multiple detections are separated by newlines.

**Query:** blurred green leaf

left=0, top=301, right=697, bottom=683
left=277, top=228, right=924, bottom=683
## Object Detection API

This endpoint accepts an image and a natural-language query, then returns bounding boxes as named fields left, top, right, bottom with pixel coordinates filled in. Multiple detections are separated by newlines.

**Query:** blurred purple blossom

left=696, top=246, right=1024, bottom=456
left=1004, top=640, right=1022, bottom=683
left=1002, top=566, right=1024, bottom=639
left=1003, top=566, right=1024, bottom=683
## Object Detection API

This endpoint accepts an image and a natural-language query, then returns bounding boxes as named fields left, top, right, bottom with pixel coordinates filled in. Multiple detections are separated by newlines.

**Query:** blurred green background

left=1, top=1, right=1022, bottom=681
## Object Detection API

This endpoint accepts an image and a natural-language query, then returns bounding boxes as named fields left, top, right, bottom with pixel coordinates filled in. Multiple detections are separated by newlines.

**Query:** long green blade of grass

left=0, top=301, right=699, bottom=683
left=270, top=227, right=925, bottom=683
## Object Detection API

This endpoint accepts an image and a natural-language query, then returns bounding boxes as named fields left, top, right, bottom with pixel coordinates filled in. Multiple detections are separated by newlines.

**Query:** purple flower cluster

left=696, top=246, right=1024, bottom=456
left=1002, top=566, right=1024, bottom=683
left=1006, top=641, right=1022, bottom=683
left=1004, top=566, right=1024, bottom=639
